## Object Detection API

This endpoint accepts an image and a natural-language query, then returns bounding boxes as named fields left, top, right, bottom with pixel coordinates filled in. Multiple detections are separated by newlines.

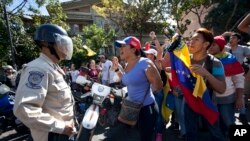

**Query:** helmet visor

left=54, top=33, right=73, bottom=60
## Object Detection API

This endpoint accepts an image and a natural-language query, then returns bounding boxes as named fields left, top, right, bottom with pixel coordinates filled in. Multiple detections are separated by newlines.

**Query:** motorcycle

left=74, top=76, right=127, bottom=141
left=0, top=83, right=29, bottom=135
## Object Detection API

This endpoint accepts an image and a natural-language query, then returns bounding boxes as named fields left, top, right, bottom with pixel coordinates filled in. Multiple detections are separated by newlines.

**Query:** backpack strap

left=205, top=54, right=214, bottom=98
left=205, top=54, right=214, bottom=74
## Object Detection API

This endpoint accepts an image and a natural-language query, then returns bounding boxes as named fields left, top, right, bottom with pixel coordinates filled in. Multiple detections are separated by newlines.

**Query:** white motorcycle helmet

left=34, top=24, right=73, bottom=60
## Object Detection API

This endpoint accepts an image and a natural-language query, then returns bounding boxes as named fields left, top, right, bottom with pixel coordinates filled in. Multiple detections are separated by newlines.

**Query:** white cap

left=3, top=65, right=13, bottom=70
left=144, top=49, right=158, bottom=57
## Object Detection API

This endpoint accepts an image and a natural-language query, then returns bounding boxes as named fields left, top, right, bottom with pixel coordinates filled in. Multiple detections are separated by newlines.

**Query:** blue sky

left=7, top=0, right=72, bottom=15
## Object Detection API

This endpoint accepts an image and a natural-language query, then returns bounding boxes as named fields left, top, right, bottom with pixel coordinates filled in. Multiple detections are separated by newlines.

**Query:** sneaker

left=239, top=114, right=249, bottom=125
left=168, top=122, right=179, bottom=131
left=178, top=134, right=186, bottom=139
left=155, top=133, right=162, bottom=141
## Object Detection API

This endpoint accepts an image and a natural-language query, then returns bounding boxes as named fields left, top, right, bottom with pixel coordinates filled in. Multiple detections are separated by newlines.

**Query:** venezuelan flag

left=161, top=74, right=174, bottom=123
left=169, top=40, right=219, bottom=125
left=215, top=52, right=244, bottom=76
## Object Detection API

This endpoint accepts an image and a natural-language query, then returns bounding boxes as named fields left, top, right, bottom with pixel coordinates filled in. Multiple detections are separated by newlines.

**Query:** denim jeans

left=175, top=96, right=185, bottom=136
left=184, top=103, right=226, bottom=141
left=217, top=103, right=235, bottom=136
left=101, top=80, right=109, bottom=86
left=154, top=90, right=164, bottom=133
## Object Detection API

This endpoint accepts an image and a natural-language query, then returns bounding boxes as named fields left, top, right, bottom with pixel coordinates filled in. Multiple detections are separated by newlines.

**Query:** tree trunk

left=225, top=0, right=238, bottom=30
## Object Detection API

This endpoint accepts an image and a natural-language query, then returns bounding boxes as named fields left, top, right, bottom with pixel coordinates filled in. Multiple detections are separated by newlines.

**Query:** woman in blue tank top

left=115, top=36, right=163, bottom=141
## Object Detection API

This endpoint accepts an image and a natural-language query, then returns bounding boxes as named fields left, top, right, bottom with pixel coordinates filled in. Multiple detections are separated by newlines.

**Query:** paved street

left=1, top=101, right=250, bottom=141
left=0, top=124, right=210, bottom=141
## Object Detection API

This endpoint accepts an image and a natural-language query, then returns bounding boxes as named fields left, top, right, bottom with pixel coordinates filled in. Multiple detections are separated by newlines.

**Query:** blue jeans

left=101, top=80, right=109, bottom=86
left=154, top=90, right=164, bottom=133
left=175, top=96, right=185, bottom=136
left=217, top=103, right=235, bottom=136
left=184, top=103, right=226, bottom=141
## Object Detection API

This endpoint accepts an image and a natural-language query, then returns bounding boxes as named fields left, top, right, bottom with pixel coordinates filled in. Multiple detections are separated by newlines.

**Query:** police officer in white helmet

left=13, top=24, right=76, bottom=141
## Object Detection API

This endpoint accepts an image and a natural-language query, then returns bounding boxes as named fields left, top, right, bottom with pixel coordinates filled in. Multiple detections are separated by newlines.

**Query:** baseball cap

left=115, top=36, right=141, bottom=50
left=214, top=36, right=226, bottom=51
left=144, top=49, right=158, bottom=57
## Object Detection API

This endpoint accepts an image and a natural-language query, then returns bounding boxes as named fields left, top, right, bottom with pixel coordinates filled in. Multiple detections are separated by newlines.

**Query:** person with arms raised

left=115, top=36, right=162, bottom=141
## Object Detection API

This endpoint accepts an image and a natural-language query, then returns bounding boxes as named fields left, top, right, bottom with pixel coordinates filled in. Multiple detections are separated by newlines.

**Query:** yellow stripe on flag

left=193, top=75, right=207, bottom=98
left=161, top=73, right=172, bottom=123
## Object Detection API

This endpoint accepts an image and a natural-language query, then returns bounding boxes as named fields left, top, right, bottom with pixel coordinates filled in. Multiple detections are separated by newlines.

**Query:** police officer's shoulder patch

left=26, top=71, right=44, bottom=89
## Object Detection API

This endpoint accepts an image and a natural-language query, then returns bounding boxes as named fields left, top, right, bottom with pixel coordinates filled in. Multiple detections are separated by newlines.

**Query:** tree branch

left=225, top=0, right=238, bottom=30
left=10, top=0, right=27, bottom=13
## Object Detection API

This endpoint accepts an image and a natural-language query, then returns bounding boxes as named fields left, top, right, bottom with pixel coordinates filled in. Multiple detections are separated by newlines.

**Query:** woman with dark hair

left=87, top=59, right=100, bottom=82
left=115, top=36, right=163, bottom=141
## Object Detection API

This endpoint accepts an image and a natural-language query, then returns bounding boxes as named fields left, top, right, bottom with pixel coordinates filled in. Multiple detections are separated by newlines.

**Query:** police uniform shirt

left=14, top=53, right=74, bottom=141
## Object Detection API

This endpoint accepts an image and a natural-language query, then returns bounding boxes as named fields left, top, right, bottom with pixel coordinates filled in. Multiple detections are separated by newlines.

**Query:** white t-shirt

left=108, top=64, right=123, bottom=84
left=225, top=45, right=250, bottom=64
left=101, top=60, right=112, bottom=81
left=70, top=70, right=79, bottom=82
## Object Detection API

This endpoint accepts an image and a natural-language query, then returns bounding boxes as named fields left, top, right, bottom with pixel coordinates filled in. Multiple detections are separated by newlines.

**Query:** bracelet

left=115, top=68, right=119, bottom=72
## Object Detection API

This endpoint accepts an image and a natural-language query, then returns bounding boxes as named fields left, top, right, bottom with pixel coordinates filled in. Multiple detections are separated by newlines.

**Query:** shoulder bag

left=118, top=86, right=151, bottom=126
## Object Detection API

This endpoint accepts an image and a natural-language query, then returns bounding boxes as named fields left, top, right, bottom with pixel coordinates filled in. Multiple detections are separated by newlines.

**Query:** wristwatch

left=115, top=68, right=119, bottom=72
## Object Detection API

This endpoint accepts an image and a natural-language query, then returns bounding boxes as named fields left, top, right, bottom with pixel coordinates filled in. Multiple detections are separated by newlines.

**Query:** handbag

left=118, top=86, right=150, bottom=126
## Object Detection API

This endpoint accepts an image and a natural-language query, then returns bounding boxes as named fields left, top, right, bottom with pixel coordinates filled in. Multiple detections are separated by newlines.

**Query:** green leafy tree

left=203, top=0, right=250, bottom=34
left=0, top=0, right=38, bottom=68
left=68, top=34, right=88, bottom=68
left=0, top=2, right=10, bottom=66
left=0, top=0, right=84, bottom=68
left=168, top=0, right=219, bottom=34
left=45, top=0, right=69, bottom=30
left=93, top=0, right=169, bottom=39
left=83, top=24, right=115, bottom=52
left=66, top=24, right=115, bottom=68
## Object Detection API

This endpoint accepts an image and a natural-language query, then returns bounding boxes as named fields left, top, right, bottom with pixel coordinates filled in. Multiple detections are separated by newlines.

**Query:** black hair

left=129, top=45, right=146, bottom=57
left=195, top=28, right=214, bottom=50
left=139, top=49, right=146, bottom=57
left=231, top=33, right=241, bottom=40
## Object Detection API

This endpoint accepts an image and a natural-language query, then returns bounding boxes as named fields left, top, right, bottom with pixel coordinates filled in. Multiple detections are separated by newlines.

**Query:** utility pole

left=2, top=0, right=17, bottom=70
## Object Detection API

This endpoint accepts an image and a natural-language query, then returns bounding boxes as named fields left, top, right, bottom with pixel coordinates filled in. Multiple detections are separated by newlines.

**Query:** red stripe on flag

left=181, top=85, right=219, bottom=125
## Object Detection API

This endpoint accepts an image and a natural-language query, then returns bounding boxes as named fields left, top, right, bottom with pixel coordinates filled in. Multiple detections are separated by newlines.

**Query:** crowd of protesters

left=1, top=13, right=250, bottom=141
